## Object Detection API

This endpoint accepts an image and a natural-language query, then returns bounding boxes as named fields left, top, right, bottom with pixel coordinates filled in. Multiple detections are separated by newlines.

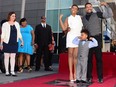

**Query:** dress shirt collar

left=41, top=23, right=46, bottom=28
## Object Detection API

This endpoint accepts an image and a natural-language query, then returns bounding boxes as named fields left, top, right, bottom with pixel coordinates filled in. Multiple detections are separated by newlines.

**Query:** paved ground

left=0, top=63, right=58, bottom=84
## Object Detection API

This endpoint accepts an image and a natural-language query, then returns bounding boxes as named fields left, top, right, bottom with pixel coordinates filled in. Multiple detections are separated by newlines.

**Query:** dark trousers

left=0, top=51, right=5, bottom=73
left=87, top=34, right=103, bottom=79
left=48, top=51, right=53, bottom=66
left=36, top=45, right=49, bottom=69
left=30, top=53, right=36, bottom=67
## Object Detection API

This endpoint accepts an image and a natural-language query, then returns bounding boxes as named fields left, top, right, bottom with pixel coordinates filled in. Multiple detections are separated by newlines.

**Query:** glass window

left=46, top=10, right=58, bottom=33
left=59, top=9, right=70, bottom=31
left=46, top=0, right=72, bottom=33
left=60, top=0, right=72, bottom=8
left=46, top=0, right=59, bottom=10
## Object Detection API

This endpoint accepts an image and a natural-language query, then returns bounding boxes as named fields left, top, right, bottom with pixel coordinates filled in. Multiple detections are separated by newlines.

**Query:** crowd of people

left=0, top=12, right=55, bottom=76
left=0, top=1, right=114, bottom=85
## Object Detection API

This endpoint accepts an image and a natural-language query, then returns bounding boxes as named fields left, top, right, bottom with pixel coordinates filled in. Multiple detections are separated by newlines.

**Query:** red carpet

left=0, top=52, right=116, bottom=87
left=0, top=73, right=115, bottom=87
left=59, top=52, right=116, bottom=76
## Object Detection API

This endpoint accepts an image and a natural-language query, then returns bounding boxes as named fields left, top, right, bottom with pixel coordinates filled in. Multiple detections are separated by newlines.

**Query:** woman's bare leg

left=26, top=54, right=30, bottom=66
left=19, top=53, right=23, bottom=67
left=68, top=48, right=74, bottom=81
left=26, top=54, right=32, bottom=72
left=73, top=47, right=78, bottom=80
left=19, top=53, right=24, bottom=72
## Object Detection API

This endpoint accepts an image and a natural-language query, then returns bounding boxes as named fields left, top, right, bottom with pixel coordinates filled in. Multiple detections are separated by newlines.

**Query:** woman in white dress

left=59, top=4, right=83, bottom=82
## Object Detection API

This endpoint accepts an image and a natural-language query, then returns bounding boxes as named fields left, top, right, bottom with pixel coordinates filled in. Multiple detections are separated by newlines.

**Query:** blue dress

left=18, top=25, right=33, bottom=55
left=3, top=25, right=18, bottom=53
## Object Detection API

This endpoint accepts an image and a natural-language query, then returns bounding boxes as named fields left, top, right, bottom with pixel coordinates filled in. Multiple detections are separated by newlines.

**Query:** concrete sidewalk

left=0, top=63, right=58, bottom=84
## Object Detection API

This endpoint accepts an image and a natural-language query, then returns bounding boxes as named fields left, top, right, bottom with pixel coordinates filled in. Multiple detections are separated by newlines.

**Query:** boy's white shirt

left=72, top=37, right=98, bottom=48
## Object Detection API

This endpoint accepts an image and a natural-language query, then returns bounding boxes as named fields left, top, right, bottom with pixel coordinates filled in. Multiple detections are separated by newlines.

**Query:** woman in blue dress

left=18, top=18, right=35, bottom=72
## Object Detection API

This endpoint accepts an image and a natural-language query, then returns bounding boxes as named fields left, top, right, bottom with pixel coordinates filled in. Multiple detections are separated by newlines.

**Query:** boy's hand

left=89, top=37, right=93, bottom=40
left=78, top=36, right=81, bottom=39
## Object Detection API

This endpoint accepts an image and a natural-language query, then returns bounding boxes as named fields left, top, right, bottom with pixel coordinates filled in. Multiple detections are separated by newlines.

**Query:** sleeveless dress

left=66, top=15, right=83, bottom=48
left=18, top=25, right=33, bottom=55
left=3, top=25, right=18, bottom=53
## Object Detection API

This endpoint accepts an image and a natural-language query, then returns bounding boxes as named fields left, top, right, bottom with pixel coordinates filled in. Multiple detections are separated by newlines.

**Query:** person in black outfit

left=0, top=19, right=7, bottom=73
left=82, top=2, right=113, bottom=83
left=35, top=16, right=52, bottom=71
left=110, top=40, right=116, bottom=52
left=59, top=31, right=68, bottom=53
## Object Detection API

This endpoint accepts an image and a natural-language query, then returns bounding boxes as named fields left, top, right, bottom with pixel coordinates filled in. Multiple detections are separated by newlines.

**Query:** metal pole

left=56, top=0, right=60, bottom=54
left=45, top=0, right=48, bottom=17
left=21, top=0, right=26, bottom=18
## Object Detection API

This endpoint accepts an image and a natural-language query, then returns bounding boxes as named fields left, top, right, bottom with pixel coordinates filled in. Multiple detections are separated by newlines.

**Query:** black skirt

left=3, top=25, right=18, bottom=53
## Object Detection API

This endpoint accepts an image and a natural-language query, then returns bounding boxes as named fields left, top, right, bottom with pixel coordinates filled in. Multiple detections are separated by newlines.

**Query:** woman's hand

left=31, top=41, right=34, bottom=46
left=59, top=14, right=63, bottom=20
left=21, top=41, right=24, bottom=47
left=0, top=44, right=3, bottom=50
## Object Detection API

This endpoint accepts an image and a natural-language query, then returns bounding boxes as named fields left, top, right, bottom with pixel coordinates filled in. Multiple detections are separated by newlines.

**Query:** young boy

left=72, top=29, right=98, bottom=83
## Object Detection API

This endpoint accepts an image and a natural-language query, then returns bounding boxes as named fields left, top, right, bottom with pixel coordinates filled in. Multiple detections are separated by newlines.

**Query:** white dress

left=66, top=15, right=83, bottom=48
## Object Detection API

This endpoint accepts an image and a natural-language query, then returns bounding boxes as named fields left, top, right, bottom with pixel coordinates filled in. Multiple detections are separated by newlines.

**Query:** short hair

left=81, top=29, right=90, bottom=39
left=7, top=11, right=16, bottom=21
left=20, top=18, right=27, bottom=25
left=85, top=2, right=92, bottom=8
left=71, top=4, right=79, bottom=10
left=41, top=16, right=46, bottom=19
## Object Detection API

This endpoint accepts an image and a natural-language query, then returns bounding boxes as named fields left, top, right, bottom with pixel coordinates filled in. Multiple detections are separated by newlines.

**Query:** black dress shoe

left=81, top=80, right=87, bottom=83
left=1, top=69, right=5, bottom=73
left=35, top=68, right=40, bottom=71
left=45, top=68, right=53, bottom=71
left=87, top=78, right=92, bottom=83
left=11, top=74, right=17, bottom=77
left=76, top=80, right=80, bottom=83
left=5, top=74, right=11, bottom=76
left=98, top=78, right=103, bottom=83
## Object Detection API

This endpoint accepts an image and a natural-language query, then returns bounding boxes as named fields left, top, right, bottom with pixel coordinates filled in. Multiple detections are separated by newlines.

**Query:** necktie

left=43, top=24, right=46, bottom=28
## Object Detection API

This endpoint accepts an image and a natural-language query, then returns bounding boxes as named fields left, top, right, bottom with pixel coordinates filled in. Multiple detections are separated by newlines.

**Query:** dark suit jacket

left=35, top=24, right=52, bottom=46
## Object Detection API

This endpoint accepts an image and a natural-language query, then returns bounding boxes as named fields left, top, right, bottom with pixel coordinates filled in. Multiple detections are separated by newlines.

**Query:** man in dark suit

left=35, top=16, right=52, bottom=71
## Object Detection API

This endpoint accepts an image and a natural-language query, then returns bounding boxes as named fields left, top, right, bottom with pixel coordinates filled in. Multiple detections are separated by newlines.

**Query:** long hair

left=7, top=11, right=16, bottom=21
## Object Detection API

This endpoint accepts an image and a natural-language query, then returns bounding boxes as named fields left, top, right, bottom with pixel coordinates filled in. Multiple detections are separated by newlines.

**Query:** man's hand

left=48, top=44, right=52, bottom=48
left=34, top=44, right=38, bottom=49
left=100, top=2, right=108, bottom=6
